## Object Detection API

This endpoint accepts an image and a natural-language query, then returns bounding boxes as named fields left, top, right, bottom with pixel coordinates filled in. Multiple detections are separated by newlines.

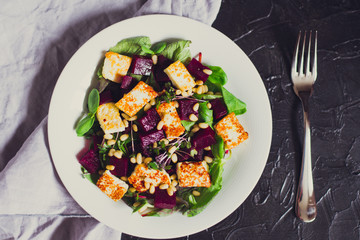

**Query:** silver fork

left=291, top=30, right=317, bottom=222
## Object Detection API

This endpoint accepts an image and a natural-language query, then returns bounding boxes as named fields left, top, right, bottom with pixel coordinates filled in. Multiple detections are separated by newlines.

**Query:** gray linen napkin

left=0, top=0, right=221, bottom=239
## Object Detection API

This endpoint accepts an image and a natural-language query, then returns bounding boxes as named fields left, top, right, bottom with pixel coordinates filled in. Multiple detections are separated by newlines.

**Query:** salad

left=76, top=36, right=248, bottom=217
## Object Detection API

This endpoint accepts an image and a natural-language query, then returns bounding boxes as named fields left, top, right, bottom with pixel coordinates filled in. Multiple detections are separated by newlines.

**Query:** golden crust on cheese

left=102, top=52, right=132, bottom=83
left=156, top=101, right=185, bottom=140
left=128, top=164, right=171, bottom=192
left=115, top=81, right=158, bottom=117
left=96, top=102, right=125, bottom=134
left=177, top=161, right=211, bottom=188
left=96, top=170, right=129, bottom=201
left=214, top=112, right=248, bottom=149
left=163, top=60, right=195, bottom=91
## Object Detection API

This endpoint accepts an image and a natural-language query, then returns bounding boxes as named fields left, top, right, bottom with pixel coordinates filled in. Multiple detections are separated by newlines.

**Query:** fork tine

left=306, top=31, right=312, bottom=76
left=292, top=31, right=301, bottom=76
left=299, top=31, right=306, bottom=75
left=312, top=31, right=318, bottom=81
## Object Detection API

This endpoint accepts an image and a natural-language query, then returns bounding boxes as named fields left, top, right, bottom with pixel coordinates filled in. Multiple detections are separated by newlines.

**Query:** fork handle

left=295, top=96, right=317, bottom=222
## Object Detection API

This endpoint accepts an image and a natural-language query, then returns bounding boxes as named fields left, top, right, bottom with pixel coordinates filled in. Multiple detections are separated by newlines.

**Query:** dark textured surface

left=122, top=0, right=360, bottom=239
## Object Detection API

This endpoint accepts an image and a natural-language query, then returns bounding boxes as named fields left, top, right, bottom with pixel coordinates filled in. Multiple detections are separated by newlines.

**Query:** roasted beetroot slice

left=139, top=129, right=165, bottom=148
left=99, top=90, right=113, bottom=105
left=178, top=99, right=199, bottom=120
left=92, top=135, right=103, bottom=153
left=154, top=187, right=176, bottom=209
left=211, top=98, right=228, bottom=120
left=191, top=127, right=216, bottom=151
left=120, top=75, right=134, bottom=89
left=130, top=55, right=153, bottom=76
left=78, top=149, right=100, bottom=174
left=187, top=58, right=210, bottom=82
left=193, top=148, right=204, bottom=161
left=108, top=156, right=128, bottom=177
left=152, top=55, right=172, bottom=83
left=138, top=107, right=161, bottom=132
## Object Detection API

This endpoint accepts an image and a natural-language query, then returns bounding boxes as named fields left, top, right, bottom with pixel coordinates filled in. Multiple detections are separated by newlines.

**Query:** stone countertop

left=123, top=1, right=360, bottom=239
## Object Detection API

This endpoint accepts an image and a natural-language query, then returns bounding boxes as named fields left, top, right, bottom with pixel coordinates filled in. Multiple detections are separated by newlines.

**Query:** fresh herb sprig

left=76, top=89, right=100, bottom=136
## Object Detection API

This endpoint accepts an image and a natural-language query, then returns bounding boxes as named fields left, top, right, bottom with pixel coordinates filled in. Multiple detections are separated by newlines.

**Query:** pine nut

left=189, top=114, right=198, bottom=122
left=123, top=119, right=129, bottom=128
left=152, top=54, right=158, bottom=65
left=173, top=101, right=179, bottom=108
left=120, top=134, right=129, bottom=141
left=150, top=98, right=156, bottom=106
left=132, top=124, right=138, bottom=132
left=196, top=80, right=204, bottom=85
left=175, top=89, right=182, bottom=95
left=207, top=91, right=214, bottom=95
left=204, top=146, right=212, bottom=151
left=170, top=174, right=177, bottom=180
left=144, top=181, right=150, bottom=189
left=168, top=146, right=177, bottom=155
left=121, top=113, right=130, bottom=120
left=130, top=157, right=136, bottom=164
left=207, top=102, right=212, bottom=109
left=133, top=201, right=141, bottom=207
left=128, top=116, right=137, bottom=121
left=203, top=69, right=213, bottom=75
left=157, top=120, right=164, bottom=130
left=196, top=87, right=203, bottom=95
left=104, top=133, right=113, bottom=140
left=136, top=153, right=142, bottom=164
left=192, top=190, right=201, bottom=196
left=153, top=142, right=158, bottom=148
left=114, top=150, right=123, bottom=159
left=202, top=85, right=209, bottom=93
left=108, top=148, right=116, bottom=157
left=120, top=176, right=128, bottom=182
left=171, top=153, right=178, bottom=163
left=204, top=156, right=213, bottom=163
left=144, top=157, right=152, bottom=164
left=138, top=205, right=148, bottom=213
left=191, top=125, right=200, bottom=133
left=129, top=187, right=136, bottom=193
left=159, top=183, right=169, bottom=189
left=107, top=139, right=116, bottom=146
left=144, top=103, right=151, bottom=112
left=171, top=180, right=178, bottom=187
left=167, top=188, right=174, bottom=196
left=149, top=185, right=155, bottom=194
left=193, top=102, right=200, bottom=111
left=160, top=138, right=169, bottom=145
left=199, top=122, right=209, bottom=129
left=106, top=165, right=115, bottom=170
left=181, top=91, right=189, bottom=97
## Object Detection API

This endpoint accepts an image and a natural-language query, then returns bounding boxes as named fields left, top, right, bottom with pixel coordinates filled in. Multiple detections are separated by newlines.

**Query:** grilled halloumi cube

left=96, top=102, right=125, bottom=134
left=102, top=51, right=132, bottom=83
left=177, top=161, right=211, bottom=188
left=128, top=164, right=171, bottom=192
left=163, top=60, right=196, bottom=91
left=214, top=112, right=248, bottom=149
left=115, top=81, right=158, bottom=117
left=96, top=170, right=129, bottom=201
left=156, top=101, right=185, bottom=140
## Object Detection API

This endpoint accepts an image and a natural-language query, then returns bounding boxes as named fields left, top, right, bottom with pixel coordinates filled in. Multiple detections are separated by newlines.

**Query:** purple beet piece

left=92, top=135, right=103, bottom=153
left=191, top=127, right=216, bottom=151
left=177, top=147, right=203, bottom=162
left=187, top=58, right=211, bottom=82
left=141, top=145, right=152, bottom=157
left=138, top=107, right=161, bottom=132
left=139, top=129, right=165, bottom=148
left=210, top=98, right=228, bottom=120
left=99, top=90, right=113, bottom=105
left=78, top=149, right=100, bottom=174
left=154, top=187, right=176, bottom=209
left=120, top=75, right=134, bottom=89
left=130, top=55, right=153, bottom=76
left=178, top=99, right=199, bottom=120
left=152, top=55, right=172, bottom=83
left=108, top=156, right=128, bottom=177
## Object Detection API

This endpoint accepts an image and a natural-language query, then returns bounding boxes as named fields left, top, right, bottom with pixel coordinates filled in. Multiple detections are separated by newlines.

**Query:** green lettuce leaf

left=109, top=36, right=151, bottom=56
left=161, top=40, right=191, bottom=63
left=221, top=86, right=247, bottom=115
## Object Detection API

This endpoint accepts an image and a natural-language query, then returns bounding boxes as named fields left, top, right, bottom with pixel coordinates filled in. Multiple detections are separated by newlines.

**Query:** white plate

left=48, top=14, right=272, bottom=239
